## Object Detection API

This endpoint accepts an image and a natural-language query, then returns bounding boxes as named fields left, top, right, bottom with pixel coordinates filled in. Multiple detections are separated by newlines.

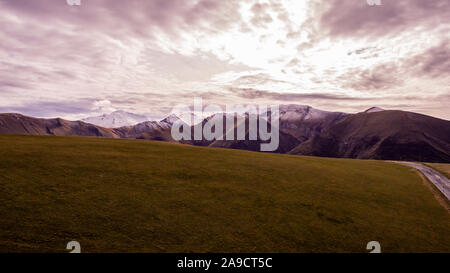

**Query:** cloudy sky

left=0, top=0, right=449, bottom=120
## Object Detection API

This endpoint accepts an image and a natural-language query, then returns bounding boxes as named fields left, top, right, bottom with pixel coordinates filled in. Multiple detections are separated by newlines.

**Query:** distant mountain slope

left=364, top=106, right=384, bottom=113
left=1, top=107, right=449, bottom=162
left=277, top=104, right=348, bottom=141
left=136, top=128, right=175, bottom=142
left=114, top=120, right=175, bottom=142
left=113, top=121, right=167, bottom=138
left=0, top=113, right=175, bottom=142
left=180, top=105, right=346, bottom=153
left=0, top=113, right=119, bottom=138
left=289, top=110, right=450, bottom=163
left=82, top=110, right=149, bottom=128
left=208, top=114, right=301, bottom=153
left=177, top=113, right=300, bottom=153
left=159, top=114, right=180, bottom=129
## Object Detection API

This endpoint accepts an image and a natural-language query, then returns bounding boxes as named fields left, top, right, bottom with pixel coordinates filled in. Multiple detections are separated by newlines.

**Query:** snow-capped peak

left=82, top=110, right=149, bottom=128
left=160, top=114, right=180, bottom=125
left=279, top=104, right=311, bottom=112
left=278, top=104, right=335, bottom=121
left=364, top=107, right=384, bottom=113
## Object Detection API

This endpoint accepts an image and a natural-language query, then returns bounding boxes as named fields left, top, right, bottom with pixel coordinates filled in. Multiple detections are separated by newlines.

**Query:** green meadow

left=0, top=135, right=448, bottom=253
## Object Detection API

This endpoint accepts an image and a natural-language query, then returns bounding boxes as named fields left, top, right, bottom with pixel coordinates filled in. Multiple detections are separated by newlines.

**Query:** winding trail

left=393, top=161, right=450, bottom=201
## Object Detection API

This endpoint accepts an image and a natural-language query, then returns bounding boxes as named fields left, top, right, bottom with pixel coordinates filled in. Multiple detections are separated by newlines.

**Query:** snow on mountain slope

left=364, top=107, right=385, bottom=113
left=82, top=110, right=149, bottom=128
left=160, top=112, right=201, bottom=127
left=275, top=105, right=349, bottom=141
left=279, top=104, right=343, bottom=121
left=160, top=114, right=180, bottom=126
left=81, top=105, right=345, bottom=130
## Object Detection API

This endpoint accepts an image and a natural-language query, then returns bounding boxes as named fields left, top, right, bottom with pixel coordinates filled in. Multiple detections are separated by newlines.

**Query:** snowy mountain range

left=82, top=110, right=150, bottom=128
left=3, top=105, right=449, bottom=162
left=81, top=105, right=384, bottom=128
left=82, top=110, right=202, bottom=128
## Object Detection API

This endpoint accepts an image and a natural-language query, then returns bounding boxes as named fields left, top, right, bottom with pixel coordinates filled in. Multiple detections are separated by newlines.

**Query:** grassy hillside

left=0, top=135, right=449, bottom=253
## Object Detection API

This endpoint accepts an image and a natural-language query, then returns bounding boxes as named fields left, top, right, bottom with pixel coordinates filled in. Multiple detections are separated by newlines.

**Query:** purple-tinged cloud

left=320, top=0, right=450, bottom=38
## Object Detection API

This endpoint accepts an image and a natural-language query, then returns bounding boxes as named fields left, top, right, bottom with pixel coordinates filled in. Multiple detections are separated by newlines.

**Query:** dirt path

left=391, top=161, right=450, bottom=213
left=394, top=162, right=450, bottom=201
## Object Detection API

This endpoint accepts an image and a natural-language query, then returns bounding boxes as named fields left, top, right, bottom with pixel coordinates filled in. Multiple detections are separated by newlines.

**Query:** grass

left=0, top=135, right=449, bottom=253
left=425, top=163, right=450, bottom=179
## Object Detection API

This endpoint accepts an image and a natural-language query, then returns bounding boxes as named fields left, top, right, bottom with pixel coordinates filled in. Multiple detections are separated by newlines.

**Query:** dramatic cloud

left=320, top=0, right=450, bottom=38
left=0, top=99, right=95, bottom=118
left=229, top=87, right=371, bottom=101
left=408, top=40, right=450, bottom=78
left=0, top=0, right=449, bottom=120
left=339, top=63, right=402, bottom=91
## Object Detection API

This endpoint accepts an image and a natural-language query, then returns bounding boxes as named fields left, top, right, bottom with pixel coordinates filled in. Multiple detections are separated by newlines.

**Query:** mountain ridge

left=288, top=110, right=450, bottom=162
left=1, top=106, right=449, bottom=162
left=82, top=110, right=149, bottom=128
